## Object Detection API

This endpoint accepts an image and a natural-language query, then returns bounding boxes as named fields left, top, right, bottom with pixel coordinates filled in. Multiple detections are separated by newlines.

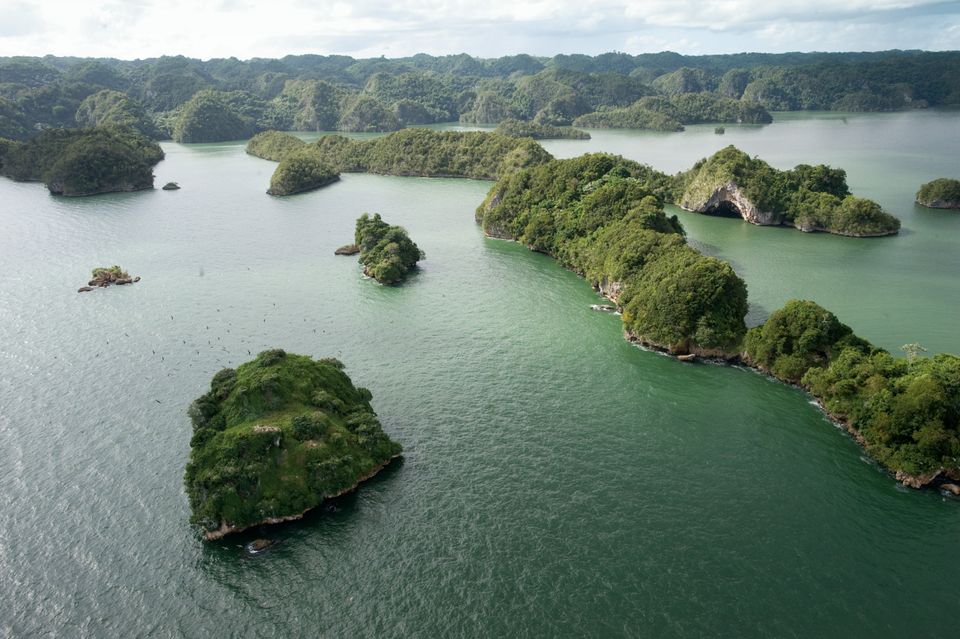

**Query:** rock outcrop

left=680, top=180, right=780, bottom=225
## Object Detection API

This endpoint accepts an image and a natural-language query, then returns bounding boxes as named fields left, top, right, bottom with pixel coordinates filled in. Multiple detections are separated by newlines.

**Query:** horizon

left=1, top=47, right=956, bottom=65
left=1, top=1, right=959, bottom=60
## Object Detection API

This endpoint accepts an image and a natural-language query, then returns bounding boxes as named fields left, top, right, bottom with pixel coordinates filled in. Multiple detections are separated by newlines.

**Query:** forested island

left=572, top=93, right=772, bottom=130
left=354, top=213, right=424, bottom=284
left=0, top=126, right=163, bottom=195
left=248, top=129, right=552, bottom=181
left=478, top=155, right=960, bottom=489
left=677, top=146, right=901, bottom=236
left=916, top=178, right=960, bottom=209
left=184, top=349, right=402, bottom=540
left=493, top=119, right=590, bottom=139
left=2, top=50, right=957, bottom=143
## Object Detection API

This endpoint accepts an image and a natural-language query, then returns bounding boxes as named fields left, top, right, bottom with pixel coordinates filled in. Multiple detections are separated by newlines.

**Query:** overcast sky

left=1, top=0, right=958, bottom=60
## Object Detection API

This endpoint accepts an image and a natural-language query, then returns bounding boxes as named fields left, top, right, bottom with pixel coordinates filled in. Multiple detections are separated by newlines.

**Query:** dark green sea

left=2, top=111, right=959, bottom=637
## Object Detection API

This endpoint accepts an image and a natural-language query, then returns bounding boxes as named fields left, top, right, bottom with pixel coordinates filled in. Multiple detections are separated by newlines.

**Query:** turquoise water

left=1, top=112, right=959, bottom=637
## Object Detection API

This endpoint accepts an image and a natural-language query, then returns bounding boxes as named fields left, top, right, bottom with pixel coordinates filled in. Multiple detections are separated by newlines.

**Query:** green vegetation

left=494, top=119, right=590, bottom=139
left=744, top=300, right=960, bottom=481
left=184, top=349, right=402, bottom=538
left=75, top=90, right=157, bottom=137
left=355, top=213, right=424, bottom=284
left=87, top=265, right=138, bottom=287
left=573, top=106, right=682, bottom=131
left=0, top=51, right=957, bottom=142
left=678, top=146, right=901, bottom=236
left=173, top=90, right=256, bottom=143
left=267, top=147, right=339, bottom=196
left=246, top=130, right=307, bottom=161
left=481, top=153, right=959, bottom=485
left=337, top=95, right=401, bottom=132
left=573, top=94, right=771, bottom=129
left=307, top=128, right=553, bottom=180
left=478, top=154, right=747, bottom=353
left=916, top=178, right=960, bottom=209
left=0, top=126, right=163, bottom=195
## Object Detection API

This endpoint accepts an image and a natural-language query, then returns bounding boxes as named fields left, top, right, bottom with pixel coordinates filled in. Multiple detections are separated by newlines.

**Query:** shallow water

left=1, top=112, right=959, bottom=637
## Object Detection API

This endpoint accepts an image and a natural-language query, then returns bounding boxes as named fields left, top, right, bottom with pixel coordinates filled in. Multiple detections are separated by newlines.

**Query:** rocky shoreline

left=487, top=223, right=955, bottom=494
left=204, top=454, right=401, bottom=541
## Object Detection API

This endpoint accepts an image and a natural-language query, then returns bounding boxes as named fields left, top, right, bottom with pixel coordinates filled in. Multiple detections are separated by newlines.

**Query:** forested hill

left=1, top=50, right=957, bottom=142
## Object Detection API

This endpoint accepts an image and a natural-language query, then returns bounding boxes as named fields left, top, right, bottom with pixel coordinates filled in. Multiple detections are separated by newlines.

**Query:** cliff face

left=680, top=180, right=782, bottom=225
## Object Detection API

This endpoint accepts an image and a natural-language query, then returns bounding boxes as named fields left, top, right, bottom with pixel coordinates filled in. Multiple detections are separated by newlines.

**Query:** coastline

left=203, top=453, right=402, bottom=541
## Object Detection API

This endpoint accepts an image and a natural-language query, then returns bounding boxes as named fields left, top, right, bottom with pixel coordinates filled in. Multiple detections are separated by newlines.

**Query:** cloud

left=0, top=2, right=43, bottom=37
left=0, top=0, right=957, bottom=58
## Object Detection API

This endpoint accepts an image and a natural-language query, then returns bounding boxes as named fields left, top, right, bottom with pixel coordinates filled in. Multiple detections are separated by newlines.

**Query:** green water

left=1, top=112, right=958, bottom=637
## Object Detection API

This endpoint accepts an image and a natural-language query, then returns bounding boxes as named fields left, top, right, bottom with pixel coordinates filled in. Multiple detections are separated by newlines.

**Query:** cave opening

left=704, top=200, right=744, bottom=219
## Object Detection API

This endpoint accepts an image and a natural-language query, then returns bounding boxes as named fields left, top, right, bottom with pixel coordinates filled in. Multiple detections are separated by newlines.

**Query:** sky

left=0, top=0, right=958, bottom=60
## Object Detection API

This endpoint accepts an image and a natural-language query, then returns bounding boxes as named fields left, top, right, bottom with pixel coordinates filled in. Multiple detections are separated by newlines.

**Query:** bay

left=1, top=111, right=958, bottom=638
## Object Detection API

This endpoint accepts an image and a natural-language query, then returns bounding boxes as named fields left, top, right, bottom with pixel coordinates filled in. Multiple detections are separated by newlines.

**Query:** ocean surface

left=2, top=111, right=959, bottom=637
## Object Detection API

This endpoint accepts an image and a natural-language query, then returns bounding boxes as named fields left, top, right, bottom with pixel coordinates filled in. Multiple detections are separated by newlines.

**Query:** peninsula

left=184, top=349, right=402, bottom=540
left=478, top=154, right=959, bottom=489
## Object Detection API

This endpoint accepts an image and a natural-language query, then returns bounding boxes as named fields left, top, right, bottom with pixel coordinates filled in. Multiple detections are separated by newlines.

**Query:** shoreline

left=203, top=453, right=402, bottom=541
left=483, top=228, right=957, bottom=493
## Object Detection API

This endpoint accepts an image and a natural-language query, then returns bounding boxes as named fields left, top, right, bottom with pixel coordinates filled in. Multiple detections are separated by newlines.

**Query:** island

left=493, top=119, right=591, bottom=139
left=676, top=146, right=901, bottom=236
left=0, top=126, right=164, bottom=196
left=355, top=213, right=424, bottom=284
left=162, top=182, right=180, bottom=190
left=246, top=130, right=308, bottom=161
left=478, top=154, right=960, bottom=490
left=572, top=94, right=772, bottom=130
left=173, top=90, right=255, bottom=143
left=267, top=148, right=340, bottom=196
left=916, top=178, right=960, bottom=209
left=183, top=349, right=402, bottom=540
left=78, top=265, right=140, bottom=291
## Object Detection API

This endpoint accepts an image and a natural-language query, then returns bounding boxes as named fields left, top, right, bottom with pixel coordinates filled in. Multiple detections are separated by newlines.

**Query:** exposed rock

left=941, top=483, right=960, bottom=496
left=86, top=266, right=139, bottom=289
left=682, top=180, right=781, bottom=226
left=77, top=286, right=94, bottom=293
left=162, top=182, right=181, bottom=190
left=677, top=354, right=697, bottom=362
left=590, top=304, right=616, bottom=312
left=334, top=244, right=360, bottom=255
left=895, top=469, right=944, bottom=489
left=246, top=539, right=273, bottom=553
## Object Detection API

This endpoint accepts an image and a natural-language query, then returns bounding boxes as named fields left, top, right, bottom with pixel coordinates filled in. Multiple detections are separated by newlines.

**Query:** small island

left=677, top=146, right=901, bottom=237
left=355, top=213, right=424, bottom=284
left=184, top=349, right=402, bottom=540
left=0, top=126, right=164, bottom=196
left=162, top=182, right=180, bottom=190
left=78, top=265, right=140, bottom=292
left=267, top=148, right=340, bottom=196
left=493, top=119, right=591, bottom=140
left=916, top=178, right=960, bottom=209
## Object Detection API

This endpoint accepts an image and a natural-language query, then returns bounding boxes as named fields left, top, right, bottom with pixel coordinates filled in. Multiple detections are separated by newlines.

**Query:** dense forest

left=184, top=349, right=402, bottom=538
left=0, top=125, right=163, bottom=195
left=479, top=155, right=960, bottom=486
left=1, top=50, right=957, bottom=142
